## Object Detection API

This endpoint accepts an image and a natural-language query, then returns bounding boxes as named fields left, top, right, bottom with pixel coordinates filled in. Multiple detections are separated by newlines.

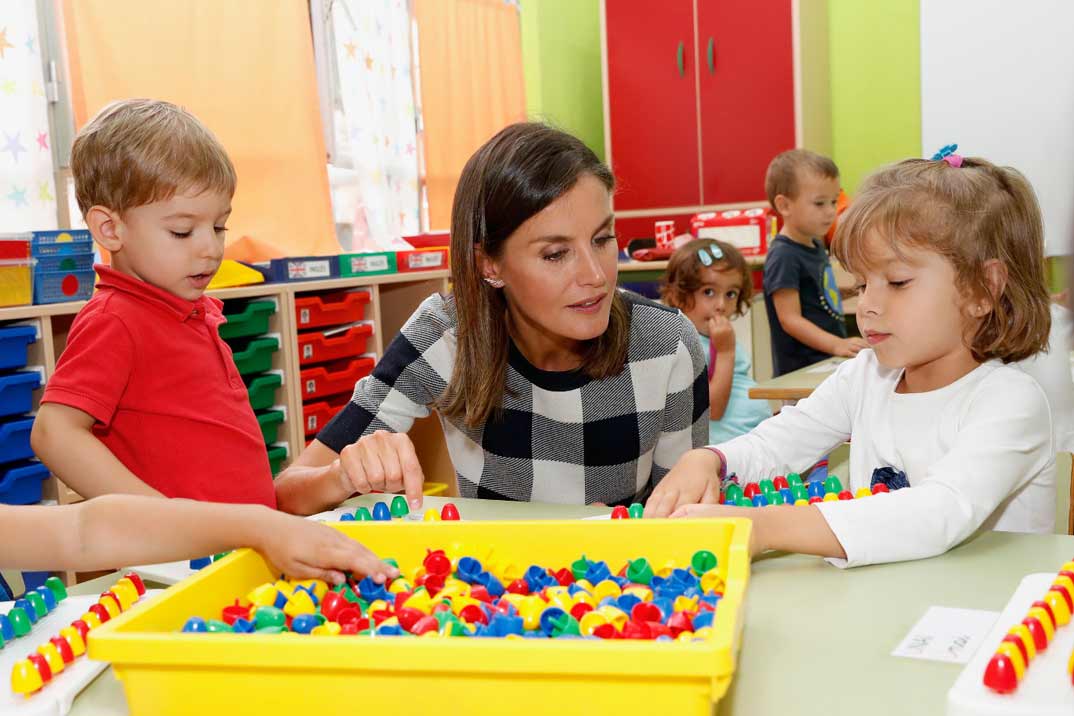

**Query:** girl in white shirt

left=645, top=152, right=1055, bottom=567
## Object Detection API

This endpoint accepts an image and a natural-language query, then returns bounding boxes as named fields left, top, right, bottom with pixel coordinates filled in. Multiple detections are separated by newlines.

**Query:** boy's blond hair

left=764, top=149, right=839, bottom=210
left=832, top=157, right=1050, bottom=363
left=71, top=99, right=236, bottom=216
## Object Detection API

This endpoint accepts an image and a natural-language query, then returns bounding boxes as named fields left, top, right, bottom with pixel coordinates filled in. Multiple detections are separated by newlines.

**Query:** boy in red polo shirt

left=31, top=99, right=276, bottom=507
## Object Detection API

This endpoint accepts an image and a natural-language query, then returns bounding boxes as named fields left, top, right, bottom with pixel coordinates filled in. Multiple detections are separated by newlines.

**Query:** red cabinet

left=602, top=0, right=799, bottom=240
left=604, top=0, right=700, bottom=210
left=697, top=0, right=796, bottom=204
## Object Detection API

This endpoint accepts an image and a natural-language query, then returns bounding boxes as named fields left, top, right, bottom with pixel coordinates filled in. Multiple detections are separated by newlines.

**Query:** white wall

left=921, top=0, right=1074, bottom=256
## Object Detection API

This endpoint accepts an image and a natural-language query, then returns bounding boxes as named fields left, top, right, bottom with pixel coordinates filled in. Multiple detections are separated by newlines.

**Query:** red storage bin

left=402, top=231, right=450, bottom=249
left=396, top=248, right=448, bottom=272
left=300, top=356, right=375, bottom=400
left=297, top=323, right=374, bottom=367
left=302, top=394, right=352, bottom=437
left=689, top=208, right=776, bottom=257
left=294, top=290, right=371, bottom=329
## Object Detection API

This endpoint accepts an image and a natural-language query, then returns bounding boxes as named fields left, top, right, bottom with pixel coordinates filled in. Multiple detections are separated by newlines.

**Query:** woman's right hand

left=337, top=430, right=426, bottom=512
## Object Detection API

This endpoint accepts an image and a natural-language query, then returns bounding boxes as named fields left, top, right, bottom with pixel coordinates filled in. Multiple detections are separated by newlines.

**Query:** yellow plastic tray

left=89, top=518, right=751, bottom=716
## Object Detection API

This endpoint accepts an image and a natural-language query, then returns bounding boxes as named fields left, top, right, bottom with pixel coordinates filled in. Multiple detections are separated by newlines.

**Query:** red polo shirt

left=42, top=265, right=276, bottom=507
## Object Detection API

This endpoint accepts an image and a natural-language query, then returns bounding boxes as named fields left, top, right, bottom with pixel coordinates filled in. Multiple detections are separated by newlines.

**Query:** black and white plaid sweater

left=318, top=290, right=708, bottom=505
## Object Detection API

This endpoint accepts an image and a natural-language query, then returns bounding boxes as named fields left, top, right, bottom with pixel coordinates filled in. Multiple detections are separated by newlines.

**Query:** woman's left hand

left=643, top=448, right=722, bottom=518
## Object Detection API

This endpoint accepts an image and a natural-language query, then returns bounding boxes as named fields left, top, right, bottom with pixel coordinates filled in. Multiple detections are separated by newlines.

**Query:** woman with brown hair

left=275, top=123, right=708, bottom=514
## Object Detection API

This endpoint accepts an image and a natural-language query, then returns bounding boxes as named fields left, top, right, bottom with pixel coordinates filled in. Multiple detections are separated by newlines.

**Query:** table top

left=748, top=356, right=845, bottom=400
left=66, top=495, right=1074, bottom=716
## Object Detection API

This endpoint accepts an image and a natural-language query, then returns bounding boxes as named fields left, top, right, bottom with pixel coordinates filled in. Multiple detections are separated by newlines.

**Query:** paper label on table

left=891, top=606, right=999, bottom=664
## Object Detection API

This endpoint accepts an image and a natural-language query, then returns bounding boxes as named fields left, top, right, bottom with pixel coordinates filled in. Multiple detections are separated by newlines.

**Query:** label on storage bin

left=305, top=378, right=317, bottom=394
left=349, top=255, right=389, bottom=273
left=408, top=252, right=444, bottom=269
left=303, top=345, right=314, bottom=360
left=299, top=309, right=310, bottom=325
left=288, top=260, right=332, bottom=280
left=307, top=415, right=318, bottom=432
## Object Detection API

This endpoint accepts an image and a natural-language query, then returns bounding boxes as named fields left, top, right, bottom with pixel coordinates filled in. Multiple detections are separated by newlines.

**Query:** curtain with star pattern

left=327, top=0, right=421, bottom=251
left=0, top=1, right=58, bottom=232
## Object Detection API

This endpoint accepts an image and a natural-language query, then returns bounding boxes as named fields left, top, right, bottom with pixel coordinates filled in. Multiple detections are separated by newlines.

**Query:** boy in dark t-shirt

left=762, top=150, right=867, bottom=376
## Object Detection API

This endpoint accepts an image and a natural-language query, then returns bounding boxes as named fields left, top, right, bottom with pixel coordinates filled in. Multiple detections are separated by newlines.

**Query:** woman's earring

left=483, top=277, right=505, bottom=288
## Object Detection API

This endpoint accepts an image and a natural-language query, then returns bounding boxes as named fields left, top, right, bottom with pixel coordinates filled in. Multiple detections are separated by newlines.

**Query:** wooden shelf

left=0, top=301, right=88, bottom=321
left=0, top=270, right=453, bottom=321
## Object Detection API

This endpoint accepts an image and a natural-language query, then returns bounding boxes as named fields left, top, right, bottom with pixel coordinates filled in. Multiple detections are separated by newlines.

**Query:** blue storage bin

left=31, top=230, right=93, bottom=256
left=33, top=269, right=95, bottom=304
left=268, top=256, right=341, bottom=282
left=0, top=460, right=49, bottom=505
left=34, top=252, right=94, bottom=273
left=0, top=416, right=34, bottom=462
left=0, top=324, right=36, bottom=370
left=0, top=371, right=40, bottom=417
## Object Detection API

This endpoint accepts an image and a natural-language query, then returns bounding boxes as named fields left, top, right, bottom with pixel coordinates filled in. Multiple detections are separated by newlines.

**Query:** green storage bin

left=231, top=336, right=279, bottom=375
left=338, top=251, right=397, bottom=277
left=266, top=444, right=288, bottom=476
left=219, top=300, right=276, bottom=341
left=246, top=373, right=282, bottom=411
left=256, top=410, right=284, bottom=444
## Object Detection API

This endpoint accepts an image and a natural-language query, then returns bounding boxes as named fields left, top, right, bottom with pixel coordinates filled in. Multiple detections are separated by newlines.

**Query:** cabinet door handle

left=707, top=37, right=715, bottom=74
left=677, top=41, right=685, bottom=77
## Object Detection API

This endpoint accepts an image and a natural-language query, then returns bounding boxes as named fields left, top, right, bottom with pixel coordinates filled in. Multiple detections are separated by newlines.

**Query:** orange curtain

left=414, top=0, right=526, bottom=231
left=60, top=0, right=338, bottom=260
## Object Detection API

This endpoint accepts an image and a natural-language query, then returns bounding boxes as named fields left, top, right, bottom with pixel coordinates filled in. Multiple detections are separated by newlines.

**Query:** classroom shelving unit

left=0, top=269, right=452, bottom=522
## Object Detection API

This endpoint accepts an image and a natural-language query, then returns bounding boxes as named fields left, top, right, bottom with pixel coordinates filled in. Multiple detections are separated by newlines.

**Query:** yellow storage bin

left=0, top=259, right=34, bottom=307
left=89, top=518, right=751, bottom=716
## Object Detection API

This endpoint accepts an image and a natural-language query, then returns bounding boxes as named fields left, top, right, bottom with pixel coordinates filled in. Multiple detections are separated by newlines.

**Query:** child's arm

left=673, top=503, right=847, bottom=559
left=646, top=356, right=858, bottom=517
left=0, top=495, right=398, bottom=584
left=675, top=368, right=1053, bottom=567
left=706, top=316, right=736, bottom=420
left=771, top=288, right=867, bottom=357
left=31, top=403, right=164, bottom=498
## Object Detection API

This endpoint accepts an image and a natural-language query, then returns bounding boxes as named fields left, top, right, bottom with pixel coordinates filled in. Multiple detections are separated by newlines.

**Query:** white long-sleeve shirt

left=717, top=350, right=1055, bottom=567
left=1016, top=304, right=1074, bottom=453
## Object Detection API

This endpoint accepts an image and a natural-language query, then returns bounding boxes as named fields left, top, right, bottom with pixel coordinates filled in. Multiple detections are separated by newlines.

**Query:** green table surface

left=66, top=494, right=1074, bottom=715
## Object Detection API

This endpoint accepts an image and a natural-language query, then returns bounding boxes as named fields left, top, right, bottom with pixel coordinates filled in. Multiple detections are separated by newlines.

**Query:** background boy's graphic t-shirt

left=763, top=235, right=847, bottom=376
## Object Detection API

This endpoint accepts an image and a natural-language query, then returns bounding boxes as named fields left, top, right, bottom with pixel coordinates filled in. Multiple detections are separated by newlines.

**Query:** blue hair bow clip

left=930, top=143, right=963, bottom=167
left=696, top=244, right=723, bottom=266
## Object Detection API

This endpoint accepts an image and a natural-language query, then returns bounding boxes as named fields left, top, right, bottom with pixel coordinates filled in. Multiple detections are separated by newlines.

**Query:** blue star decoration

left=3, top=132, right=25, bottom=163
left=7, top=186, right=28, bottom=207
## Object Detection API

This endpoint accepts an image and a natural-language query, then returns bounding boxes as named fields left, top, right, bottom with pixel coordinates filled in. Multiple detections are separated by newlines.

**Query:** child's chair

left=1057, top=452, right=1073, bottom=535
